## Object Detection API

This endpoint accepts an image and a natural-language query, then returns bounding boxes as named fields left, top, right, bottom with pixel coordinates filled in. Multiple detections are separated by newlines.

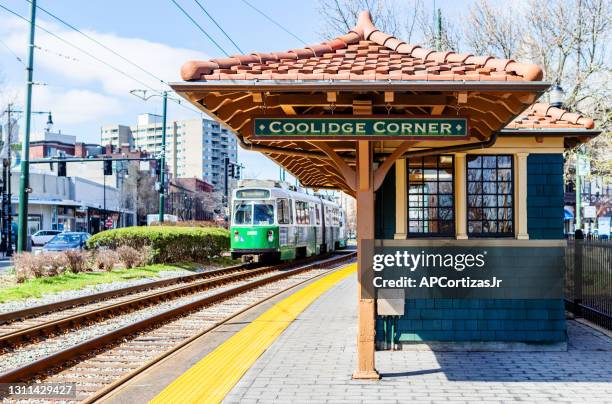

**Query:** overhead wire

left=0, top=37, right=25, bottom=66
left=192, top=0, right=243, bottom=54
left=0, top=3, right=203, bottom=117
left=240, top=0, right=307, bottom=45
left=169, top=0, right=230, bottom=57
left=28, top=0, right=167, bottom=86
left=0, top=3, right=159, bottom=93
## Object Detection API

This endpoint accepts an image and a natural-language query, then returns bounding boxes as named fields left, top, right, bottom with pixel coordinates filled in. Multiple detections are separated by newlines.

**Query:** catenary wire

left=0, top=3, right=202, bottom=116
left=169, top=0, right=230, bottom=57
left=241, top=0, right=307, bottom=45
left=192, top=0, right=243, bottom=54
left=0, top=3, right=159, bottom=92
left=28, top=0, right=166, bottom=86
left=0, top=37, right=25, bottom=66
left=28, top=1, right=202, bottom=116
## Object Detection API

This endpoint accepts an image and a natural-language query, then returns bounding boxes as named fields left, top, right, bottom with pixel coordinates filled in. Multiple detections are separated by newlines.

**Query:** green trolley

left=230, top=179, right=347, bottom=263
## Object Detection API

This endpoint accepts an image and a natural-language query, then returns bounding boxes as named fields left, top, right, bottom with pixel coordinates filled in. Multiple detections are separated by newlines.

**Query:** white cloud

left=32, top=86, right=122, bottom=125
left=0, top=13, right=208, bottom=141
left=0, top=15, right=208, bottom=97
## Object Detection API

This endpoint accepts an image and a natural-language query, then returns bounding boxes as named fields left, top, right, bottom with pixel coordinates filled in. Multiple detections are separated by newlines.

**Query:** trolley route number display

left=252, top=115, right=469, bottom=140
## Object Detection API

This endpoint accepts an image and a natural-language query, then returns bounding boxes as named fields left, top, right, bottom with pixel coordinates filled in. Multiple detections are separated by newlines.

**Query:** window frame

left=406, top=155, right=455, bottom=237
left=276, top=198, right=291, bottom=225
left=465, top=154, right=515, bottom=238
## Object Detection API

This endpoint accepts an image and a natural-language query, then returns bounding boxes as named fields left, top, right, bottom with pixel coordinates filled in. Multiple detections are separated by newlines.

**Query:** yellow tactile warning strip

left=150, top=263, right=357, bottom=404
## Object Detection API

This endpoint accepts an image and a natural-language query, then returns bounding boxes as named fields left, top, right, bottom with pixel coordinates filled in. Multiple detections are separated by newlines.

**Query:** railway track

left=0, top=262, right=252, bottom=325
left=0, top=251, right=355, bottom=403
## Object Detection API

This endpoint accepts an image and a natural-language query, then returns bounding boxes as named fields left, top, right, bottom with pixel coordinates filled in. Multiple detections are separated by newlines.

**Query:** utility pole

left=103, top=169, right=107, bottom=229
left=129, top=89, right=169, bottom=224
left=158, top=91, right=167, bottom=223
left=224, top=156, right=229, bottom=206
left=2, top=104, right=14, bottom=256
left=17, top=0, right=37, bottom=252
left=435, top=8, right=442, bottom=51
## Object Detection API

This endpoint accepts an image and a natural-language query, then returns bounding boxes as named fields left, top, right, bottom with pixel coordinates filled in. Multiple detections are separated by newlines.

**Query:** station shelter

left=171, top=11, right=601, bottom=379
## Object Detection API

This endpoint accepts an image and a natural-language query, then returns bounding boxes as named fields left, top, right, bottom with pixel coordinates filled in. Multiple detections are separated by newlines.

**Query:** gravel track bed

left=0, top=264, right=228, bottom=314
left=0, top=268, right=250, bottom=335
left=0, top=269, right=283, bottom=373
left=17, top=267, right=335, bottom=403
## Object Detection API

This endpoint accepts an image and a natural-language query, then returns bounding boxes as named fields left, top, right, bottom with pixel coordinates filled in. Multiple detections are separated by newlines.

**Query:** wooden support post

left=353, top=140, right=380, bottom=380
left=394, top=159, right=407, bottom=239
left=454, top=153, right=468, bottom=239
left=516, top=152, right=529, bottom=240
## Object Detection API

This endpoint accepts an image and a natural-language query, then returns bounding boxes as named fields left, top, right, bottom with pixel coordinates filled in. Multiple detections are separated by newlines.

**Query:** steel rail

left=0, top=265, right=281, bottom=347
left=85, top=252, right=355, bottom=404
left=0, top=252, right=355, bottom=384
left=0, top=252, right=349, bottom=325
left=0, top=263, right=249, bottom=324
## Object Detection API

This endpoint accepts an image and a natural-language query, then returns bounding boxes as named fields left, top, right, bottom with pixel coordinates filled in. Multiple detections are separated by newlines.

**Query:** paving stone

left=223, top=274, right=612, bottom=403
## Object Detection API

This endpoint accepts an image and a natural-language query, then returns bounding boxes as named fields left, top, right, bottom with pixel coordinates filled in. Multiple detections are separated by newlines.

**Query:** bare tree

left=463, top=0, right=611, bottom=178
left=464, top=0, right=523, bottom=59
left=414, top=4, right=460, bottom=51
left=318, top=0, right=401, bottom=38
left=135, top=170, right=159, bottom=225
left=318, top=0, right=458, bottom=49
left=317, top=0, right=610, bottom=179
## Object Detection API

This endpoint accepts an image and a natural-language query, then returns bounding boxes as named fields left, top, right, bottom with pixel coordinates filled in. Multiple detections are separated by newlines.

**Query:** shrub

left=63, top=250, right=89, bottom=273
left=94, top=249, right=118, bottom=272
left=44, top=253, right=68, bottom=276
left=116, top=246, right=141, bottom=269
left=13, top=252, right=38, bottom=282
left=87, top=226, right=229, bottom=264
left=149, top=220, right=222, bottom=228
left=13, top=252, right=68, bottom=280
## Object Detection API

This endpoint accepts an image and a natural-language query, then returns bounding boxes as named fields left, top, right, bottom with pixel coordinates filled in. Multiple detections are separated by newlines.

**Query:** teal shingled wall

left=374, top=158, right=566, bottom=345
left=527, top=154, right=564, bottom=239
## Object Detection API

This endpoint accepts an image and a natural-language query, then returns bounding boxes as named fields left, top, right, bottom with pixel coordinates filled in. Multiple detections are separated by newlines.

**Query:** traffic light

left=58, top=161, right=67, bottom=177
left=103, top=160, right=113, bottom=175
left=228, top=163, right=235, bottom=178
left=235, top=165, right=241, bottom=179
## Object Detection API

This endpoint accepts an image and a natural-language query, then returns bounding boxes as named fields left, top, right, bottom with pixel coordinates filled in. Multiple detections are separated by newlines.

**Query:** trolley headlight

left=234, top=230, right=239, bottom=241
left=267, top=230, right=274, bottom=242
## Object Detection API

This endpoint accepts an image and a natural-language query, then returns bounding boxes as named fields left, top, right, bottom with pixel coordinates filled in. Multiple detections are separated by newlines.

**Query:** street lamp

left=549, top=84, right=565, bottom=108
left=129, top=89, right=169, bottom=223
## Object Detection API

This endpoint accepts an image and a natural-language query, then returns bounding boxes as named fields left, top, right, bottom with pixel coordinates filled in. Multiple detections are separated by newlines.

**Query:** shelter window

left=467, top=155, right=514, bottom=237
left=407, top=155, right=455, bottom=236
left=277, top=199, right=291, bottom=224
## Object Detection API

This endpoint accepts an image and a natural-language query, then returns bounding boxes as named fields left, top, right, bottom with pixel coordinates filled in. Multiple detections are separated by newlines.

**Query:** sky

left=0, top=0, right=465, bottom=181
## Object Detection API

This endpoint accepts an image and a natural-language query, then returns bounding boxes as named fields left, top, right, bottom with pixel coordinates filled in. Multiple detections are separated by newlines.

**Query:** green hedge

left=87, top=226, right=230, bottom=264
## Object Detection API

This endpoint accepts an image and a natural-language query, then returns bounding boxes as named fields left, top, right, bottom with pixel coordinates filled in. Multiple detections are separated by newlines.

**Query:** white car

left=31, top=230, right=62, bottom=246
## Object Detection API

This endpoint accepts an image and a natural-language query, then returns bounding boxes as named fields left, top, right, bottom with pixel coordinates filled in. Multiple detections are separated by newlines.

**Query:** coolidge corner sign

left=253, top=116, right=469, bottom=140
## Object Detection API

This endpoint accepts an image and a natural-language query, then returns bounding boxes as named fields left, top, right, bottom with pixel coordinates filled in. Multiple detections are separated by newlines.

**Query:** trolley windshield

left=233, top=201, right=275, bottom=225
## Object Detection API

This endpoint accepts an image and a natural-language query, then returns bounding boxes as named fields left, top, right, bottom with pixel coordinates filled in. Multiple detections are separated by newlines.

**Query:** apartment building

left=101, top=114, right=237, bottom=190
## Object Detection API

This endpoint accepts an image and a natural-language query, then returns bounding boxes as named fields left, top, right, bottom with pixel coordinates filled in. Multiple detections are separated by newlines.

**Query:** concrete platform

left=224, top=273, right=612, bottom=403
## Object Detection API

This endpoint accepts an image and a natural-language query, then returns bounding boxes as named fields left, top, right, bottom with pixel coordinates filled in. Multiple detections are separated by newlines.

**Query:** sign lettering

left=253, top=116, right=469, bottom=140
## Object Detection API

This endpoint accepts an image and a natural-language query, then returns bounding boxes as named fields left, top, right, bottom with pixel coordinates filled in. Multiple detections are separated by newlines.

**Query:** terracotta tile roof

left=506, top=103, right=595, bottom=130
left=180, top=11, right=543, bottom=82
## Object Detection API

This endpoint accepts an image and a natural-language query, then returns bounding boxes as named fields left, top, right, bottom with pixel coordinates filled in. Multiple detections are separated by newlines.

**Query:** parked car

left=42, top=232, right=91, bottom=252
left=31, top=230, right=62, bottom=246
